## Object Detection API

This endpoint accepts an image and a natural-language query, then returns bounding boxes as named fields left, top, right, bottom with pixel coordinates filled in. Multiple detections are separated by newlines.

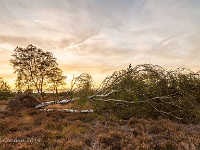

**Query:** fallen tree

left=34, top=64, right=200, bottom=123
left=35, top=99, right=73, bottom=109
left=38, top=108, right=93, bottom=113
left=89, top=64, right=200, bottom=123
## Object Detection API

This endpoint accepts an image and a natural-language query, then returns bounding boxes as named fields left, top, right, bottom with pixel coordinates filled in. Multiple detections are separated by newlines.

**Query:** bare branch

left=153, top=107, right=183, bottom=120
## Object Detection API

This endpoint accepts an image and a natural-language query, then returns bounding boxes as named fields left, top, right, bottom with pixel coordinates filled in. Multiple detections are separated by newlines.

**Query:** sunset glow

left=0, top=0, right=200, bottom=89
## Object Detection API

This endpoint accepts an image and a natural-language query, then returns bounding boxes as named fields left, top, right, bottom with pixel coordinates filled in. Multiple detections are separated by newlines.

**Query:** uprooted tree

left=33, top=63, right=200, bottom=123
left=10, top=44, right=66, bottom=101
left=89, top=64, right=200, bottom=123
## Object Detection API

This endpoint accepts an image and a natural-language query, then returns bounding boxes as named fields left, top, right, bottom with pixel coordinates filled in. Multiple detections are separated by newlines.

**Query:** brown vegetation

left=0, top=109, right=200, bottom=149
left=45, top=103, right=74, bottom=109
left=7, top=94, right=40, bottom=111
left=1, top=61, right=200, bottom=149
left=0, top=100, right=8, bottom=105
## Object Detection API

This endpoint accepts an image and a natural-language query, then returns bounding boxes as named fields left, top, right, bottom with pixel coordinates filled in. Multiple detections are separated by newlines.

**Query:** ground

left=0, top=106, right=200, bottom=150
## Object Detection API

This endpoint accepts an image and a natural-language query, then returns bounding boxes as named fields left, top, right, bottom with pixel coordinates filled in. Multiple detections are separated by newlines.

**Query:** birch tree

left=90, top=64, right=200, bottom=123
left=10, top=44, right=65, bottom=101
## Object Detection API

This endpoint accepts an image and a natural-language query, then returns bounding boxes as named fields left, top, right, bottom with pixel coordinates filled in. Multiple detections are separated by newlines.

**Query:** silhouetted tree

left=0, top=77, right=11, bottom=100
left=10, top=44, right=66, bottom=101
left=47, top=67, right=66, bottom=100
left=0, top=77, right=10, bottom=92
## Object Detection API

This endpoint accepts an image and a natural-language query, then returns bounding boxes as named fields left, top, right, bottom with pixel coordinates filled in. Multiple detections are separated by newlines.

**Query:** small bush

left=65, top=140, right=83, bottom=150
left=8, top=94, right=39, bottom=111
left=98, top=131, right=123, bottom=150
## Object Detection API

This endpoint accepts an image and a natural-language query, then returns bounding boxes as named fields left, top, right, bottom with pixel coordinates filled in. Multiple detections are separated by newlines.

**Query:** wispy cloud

left=0, top=0, right=200, bottom=88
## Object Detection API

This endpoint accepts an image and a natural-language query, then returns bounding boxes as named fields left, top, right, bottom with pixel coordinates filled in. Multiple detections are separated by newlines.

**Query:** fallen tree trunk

left=35, top=99, right=94, bottom=113
left=38, top=108, right=94, bottom=113
left=35, top=99, right=74, bottom=109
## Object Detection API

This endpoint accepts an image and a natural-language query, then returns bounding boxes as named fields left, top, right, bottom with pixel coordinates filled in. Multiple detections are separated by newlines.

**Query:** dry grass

left=45, top=100, right=93, bottom=110
left=0, top=108, right=200, bottom=150
left=43, top=95, right=70, bottom=102
left=45, top=103, right=74, bottom=109
left=0, top=105, right=7, bottom=111
left=0, top=100, right=8, bottom=105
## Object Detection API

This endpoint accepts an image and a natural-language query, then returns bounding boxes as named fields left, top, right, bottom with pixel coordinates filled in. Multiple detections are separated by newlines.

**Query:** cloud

left=1, top=0, right=200, bottom=88
left=0, top=35, right=59, bottom=51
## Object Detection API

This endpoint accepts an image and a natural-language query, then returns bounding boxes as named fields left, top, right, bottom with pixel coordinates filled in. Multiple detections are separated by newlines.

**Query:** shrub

left=98, top=131, right=123, bottom=150
left=65, top=140, right=83, bottom=150
left=8, top=94, right=39, bottom=111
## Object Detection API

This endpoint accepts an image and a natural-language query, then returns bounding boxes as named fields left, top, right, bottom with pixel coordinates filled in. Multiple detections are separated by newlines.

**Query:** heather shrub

left=62, top=120, right=89, bottom=136
left=65, top=140, right=83, bottom=150
left=98, top=131, right=123, bottom=150
left=8, top=94, right=39, bottom=111
left=0, top=110, right=200, bottom=149
left=0, top=117, right=22, bottom=135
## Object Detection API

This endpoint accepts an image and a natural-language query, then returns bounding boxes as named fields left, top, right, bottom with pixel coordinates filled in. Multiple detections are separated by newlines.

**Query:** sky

left=0, top=0, right=200, bottom=89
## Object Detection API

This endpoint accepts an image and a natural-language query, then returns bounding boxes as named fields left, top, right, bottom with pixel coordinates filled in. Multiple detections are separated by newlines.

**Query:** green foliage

left=71, top=73, right=95, bottom=108
left=92, top=64, right=200, bottom=123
